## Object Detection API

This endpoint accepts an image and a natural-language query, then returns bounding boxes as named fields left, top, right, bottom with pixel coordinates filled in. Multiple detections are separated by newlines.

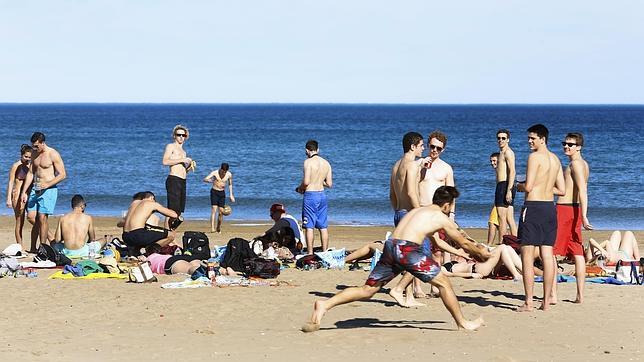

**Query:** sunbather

left=585, top=230, right=640, bottom=264
left=441, top=244, right=523, bottom=280
left=140, top=244, right=236, bottom=276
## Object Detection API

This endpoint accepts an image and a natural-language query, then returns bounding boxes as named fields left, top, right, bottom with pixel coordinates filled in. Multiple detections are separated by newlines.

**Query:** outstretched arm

left=203, top=171, right=215, bottom=183
left=154, top=203, right=179, bottom=219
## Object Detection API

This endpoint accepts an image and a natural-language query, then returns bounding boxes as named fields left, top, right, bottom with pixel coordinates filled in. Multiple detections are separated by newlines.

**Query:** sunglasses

left=497, top=136, right=507, bottom=140
left=561, top=142, right=577, bottom=147
left=429, top=145, right=443, bottom=152
left=175, top=133, right=187, bottom=138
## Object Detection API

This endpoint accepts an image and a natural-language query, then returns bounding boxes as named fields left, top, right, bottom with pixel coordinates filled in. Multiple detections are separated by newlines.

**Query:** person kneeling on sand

left=256, top=203, right=305, bottom=254
left=302, top=186, right=490, bottom=333
left=53, top=194, right=106, bottom=258
left=122, top=191, right=179, bottom=256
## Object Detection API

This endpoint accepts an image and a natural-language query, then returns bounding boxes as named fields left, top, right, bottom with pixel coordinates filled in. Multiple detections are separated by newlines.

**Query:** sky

left=1, top=1, right=643, bottom=103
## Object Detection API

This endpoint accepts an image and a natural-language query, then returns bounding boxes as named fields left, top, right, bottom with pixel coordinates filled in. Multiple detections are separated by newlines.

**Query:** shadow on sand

left=320, top=318, right=447, bottom=331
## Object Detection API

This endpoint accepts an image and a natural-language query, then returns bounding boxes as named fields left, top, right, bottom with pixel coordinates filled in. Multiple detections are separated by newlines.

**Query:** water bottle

left=207, top=262, right=216, bottom=279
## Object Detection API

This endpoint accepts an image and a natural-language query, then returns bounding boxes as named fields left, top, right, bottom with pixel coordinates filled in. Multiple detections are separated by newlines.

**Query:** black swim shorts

left=122, top=228, right=168, bottom=249
left=494, top=181, right=517, bottom=207
left=163, top=254, right=202, bottom=274
left=166, top=175, right=186, bottom=214
left=210, top=189, right=226, bottom=207
left=518, top=201, right=557, bottom=246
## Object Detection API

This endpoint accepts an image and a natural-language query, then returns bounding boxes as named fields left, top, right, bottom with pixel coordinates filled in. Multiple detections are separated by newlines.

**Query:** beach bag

left=128, top=261, right=157, bottom=283
left=502, top=234, right=521, bottom=253
left=295, top=254, right=323, bottom=270
left=615, top=260, right=642, bottom=284
left=243, top=257, right=280, bottom=279
left=221, top=238, right=257, bottom=272
left=34, top=244, right=72, bottom=266
left=315, top=248, right=346, bottom=269
left=182, top=231, right=210, bottom=260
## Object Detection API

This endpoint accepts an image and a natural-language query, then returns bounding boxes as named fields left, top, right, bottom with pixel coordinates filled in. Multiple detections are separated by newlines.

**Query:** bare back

left=303, top=156, right=332, bottom=192
left=525, top=151, right=562, bottom=201
left=124, top=200, right=169, bottom=231
left=390, top=157, right=420, bottom=211
left=58, top=213, right=93, bottom=250
left=558, top=158, right=589, bottom=204
left=392, top=206, right=453, bottom=244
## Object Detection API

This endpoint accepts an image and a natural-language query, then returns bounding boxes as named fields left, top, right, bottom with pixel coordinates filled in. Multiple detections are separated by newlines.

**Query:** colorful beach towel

left=161, top=276, right=212, bottom=289
left=49, top=270, right=128, bottom=280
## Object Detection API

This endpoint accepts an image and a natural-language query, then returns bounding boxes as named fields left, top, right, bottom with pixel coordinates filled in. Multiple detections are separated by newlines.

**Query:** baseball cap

left=270, top=203, right=286, bottom=214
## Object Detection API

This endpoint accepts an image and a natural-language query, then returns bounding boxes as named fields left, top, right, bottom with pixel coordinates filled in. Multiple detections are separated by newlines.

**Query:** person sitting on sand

left=53, top=194, right=106, bottom=258
left=302, top=186, right=490, bottom=333
left=585, top=230, right=641, bottom=265
left=256, top=203, right=305, bottom=253
left=122, top=191, right=178, bottom=256
left=440, top=244, right=523, bottom=280
left=6, top=144, right=33, bottom=248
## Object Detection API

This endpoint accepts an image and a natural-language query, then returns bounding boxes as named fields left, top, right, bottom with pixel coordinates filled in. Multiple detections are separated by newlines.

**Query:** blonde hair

left=172, top=124, right=189, bottom=139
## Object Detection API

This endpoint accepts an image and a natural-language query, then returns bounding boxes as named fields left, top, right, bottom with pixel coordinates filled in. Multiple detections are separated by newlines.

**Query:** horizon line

left=1, top=102, right=644, bottom=106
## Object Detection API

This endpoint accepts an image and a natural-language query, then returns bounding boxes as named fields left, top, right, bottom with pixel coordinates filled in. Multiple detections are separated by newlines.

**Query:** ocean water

left=1, top=104, right=642, bottom=229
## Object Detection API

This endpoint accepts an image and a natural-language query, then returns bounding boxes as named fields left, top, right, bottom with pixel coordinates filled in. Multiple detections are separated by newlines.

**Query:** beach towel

left=49, top=270, right=128, bottom=280
left=586, top=277, right=626, bottom=285
left=315, top=248, right=345, bottom=269
left=161, top=276, right=212, bottom=289
left=211, top=245, right=227, bottom=263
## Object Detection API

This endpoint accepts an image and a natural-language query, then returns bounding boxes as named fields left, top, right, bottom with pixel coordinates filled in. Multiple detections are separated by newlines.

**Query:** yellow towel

left=48, top=271, right=128, bottom=280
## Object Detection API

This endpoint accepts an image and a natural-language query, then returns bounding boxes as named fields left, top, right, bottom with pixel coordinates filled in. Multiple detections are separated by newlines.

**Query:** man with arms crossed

left=122, top=192, right=178, bottom=256
left=302, top=186, right=489, bottom=333
left=516, top=124, right=565, bottom=312
left=296, top=140, right=333, bottom=255
left=21, top=132, right=67, bottom=253
left=54, top=195, right=106, bottom=258
left=552, top=132, right=592, bottom=304
left=162, top=125, right=192, bottom=228
left=495, top=129, right=518, bottom=238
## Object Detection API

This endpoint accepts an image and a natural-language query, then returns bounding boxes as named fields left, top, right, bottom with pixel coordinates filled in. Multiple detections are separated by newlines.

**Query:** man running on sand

left=552, top=132, right=592, bottom=304
left=21, top=132, right=67, bottom=253
left=516, top=124, right=565, bottom=312
left=162, top=125, right=192, bottom=228
left=296, top=140, right=332, bottom=254
left=302, top=186, right=490, bottom=333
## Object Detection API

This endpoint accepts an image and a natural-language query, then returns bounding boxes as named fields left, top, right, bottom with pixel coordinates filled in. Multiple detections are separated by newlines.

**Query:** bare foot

left=515, top=304, right=533, bottom=312
left=306, top=300, right=328, bottom=326
left=458, top=316, right=485, bottom=331
left=538, top=302, right=551, bottom=311
left=405, top=298, right=426, bottom=307
left=574, top=295, right=583, bottom=304
left=413, top=290, right=428, bottom=299
left=389, top=289, right=409, bottom=308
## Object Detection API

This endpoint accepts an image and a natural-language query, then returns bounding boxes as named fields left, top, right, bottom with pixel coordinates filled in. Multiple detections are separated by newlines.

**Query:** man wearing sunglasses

left=552, top=132, right=592, bottom=305
left=495, top=129, right=518, bottom=239
left=162, top=125, right=192, bottom=228
left=418, top=131, right=454, bottom=216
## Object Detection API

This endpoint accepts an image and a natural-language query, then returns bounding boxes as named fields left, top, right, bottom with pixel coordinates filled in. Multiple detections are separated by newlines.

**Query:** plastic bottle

left=207, top=262, right=216, bottom=279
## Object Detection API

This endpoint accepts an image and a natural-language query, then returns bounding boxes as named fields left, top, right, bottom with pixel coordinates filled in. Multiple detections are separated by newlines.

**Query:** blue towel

left=534, top=274, right=573, bottom=283
left=62, top=264, right=85, bottom=277
left=586, top=277, right=626, bottom=285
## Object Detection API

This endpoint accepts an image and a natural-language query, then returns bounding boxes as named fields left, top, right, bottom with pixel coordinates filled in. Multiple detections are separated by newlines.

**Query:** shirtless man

left=302, top=186, right=490, bottom=333
left=162, top=125, right=192, bottom=228
left=390, top=132, right=424, bottom=223
left=117, top=191, right=161, bottom=229
left=53, top=195, right=106, bottom=258
left=495, top=129, right=518, bottom=239
left=203, top=162, right=235, bottom=233
left=122, top=191, right=178, bottom=256
left=419, top=131, right=455, bottom=214
left=552, top=132, right=592, bottom=304
left=296, top=140, right=333, bottom=254
left=20, top=132, right=67, bottom=253
left=516, top=124, right=565, bottom=312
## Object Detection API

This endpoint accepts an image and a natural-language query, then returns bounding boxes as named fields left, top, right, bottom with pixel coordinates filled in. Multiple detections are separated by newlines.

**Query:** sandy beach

left=1, top=216, right=643, bottom=361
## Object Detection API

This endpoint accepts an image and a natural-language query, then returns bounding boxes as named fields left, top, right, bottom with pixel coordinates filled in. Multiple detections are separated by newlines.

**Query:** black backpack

left=35, top=243, right=72, bottom=266
left=243, top=257, right=280, bottom=279
left=182, top=231, right=211, bottom=260
left=221, top=238, right=257, bottom=272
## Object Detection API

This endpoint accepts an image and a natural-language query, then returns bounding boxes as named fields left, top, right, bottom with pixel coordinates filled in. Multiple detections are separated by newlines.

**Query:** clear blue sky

left=1, top=1, right=642, bottom=103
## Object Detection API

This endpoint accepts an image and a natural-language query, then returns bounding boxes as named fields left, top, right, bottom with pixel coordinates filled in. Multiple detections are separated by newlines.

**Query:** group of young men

left=303, top=123, right=593, bottom=332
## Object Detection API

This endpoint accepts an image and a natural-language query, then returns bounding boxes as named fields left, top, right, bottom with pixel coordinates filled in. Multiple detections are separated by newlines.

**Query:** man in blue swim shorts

left=20, top=132, right=67, bottom=253
left=302, top=186, right=491, bottom=333
left=296, top=140, right=333, bottom=254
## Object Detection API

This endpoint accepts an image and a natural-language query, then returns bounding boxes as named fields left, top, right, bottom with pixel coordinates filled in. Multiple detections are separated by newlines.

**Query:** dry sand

left=1, top=216, right=643, bottom=361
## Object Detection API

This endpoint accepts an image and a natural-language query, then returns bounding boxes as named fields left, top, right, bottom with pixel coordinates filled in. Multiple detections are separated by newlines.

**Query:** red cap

left=270, top=203, right=286, bottom=214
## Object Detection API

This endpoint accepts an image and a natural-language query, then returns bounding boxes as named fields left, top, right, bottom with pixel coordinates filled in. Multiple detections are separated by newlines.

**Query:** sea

left=1, top=104, right=642, bottom=230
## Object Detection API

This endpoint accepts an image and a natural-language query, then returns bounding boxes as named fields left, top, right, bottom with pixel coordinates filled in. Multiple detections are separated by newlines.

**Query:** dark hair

left=565, top=132, right=584, bottom=147
left=432, top=186, right=459, bottom=207
left=490, top=152, right=500, bottom=158
left=527, top=124, right=549, bottom=144
left=220, top=162, right=229, bottom=171
left=71, top=194, right=85, bottom=208
left=496, top=129, right=510, bottom=138
left=20, top=144, right=33, bottom=155
left=31, top=132, right=46, bottom=143
left=428, top=130, right=447, bottom=148
left=141, top=191, right=155, bottom=200
left=402, top=132, right=423, bottom=152
left=144, top=243, right=163, bottom=256
left=305, top=139, right=318, bottom=151
left=132, top=192, right=145, bottom=200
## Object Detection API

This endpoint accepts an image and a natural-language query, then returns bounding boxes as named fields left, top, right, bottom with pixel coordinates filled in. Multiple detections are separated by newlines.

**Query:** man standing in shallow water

left=516, top=124, right=565, bottom=312
left=21, top=132, right=67, bottom=252
left=162, top=125, right=192, bottom=228
left=296, top=140, right=333, bottom=254
left=552, top=132, right=592, bottom=304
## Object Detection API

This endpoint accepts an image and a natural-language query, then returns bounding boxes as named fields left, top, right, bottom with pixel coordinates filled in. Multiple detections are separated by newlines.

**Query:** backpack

left=182, top=231, right=210, bottom=260
left=243, top=257, right=280, bottom=279
left=221, top=238, right=257, bottom=272
left=295, top=254, right=323, bottom=270
left=34, top=243, right=72, bottom=266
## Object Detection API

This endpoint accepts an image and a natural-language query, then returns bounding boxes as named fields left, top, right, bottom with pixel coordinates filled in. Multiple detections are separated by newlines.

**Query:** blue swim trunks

left=62, top=241, right=102, bottom=258
left=302, top=191, right=328, bottom=229
left=27, top=187, right=58, bottom=215
left=366, top=238, right=440, bottom=286
left=393, top=209, right=408, bottom=227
